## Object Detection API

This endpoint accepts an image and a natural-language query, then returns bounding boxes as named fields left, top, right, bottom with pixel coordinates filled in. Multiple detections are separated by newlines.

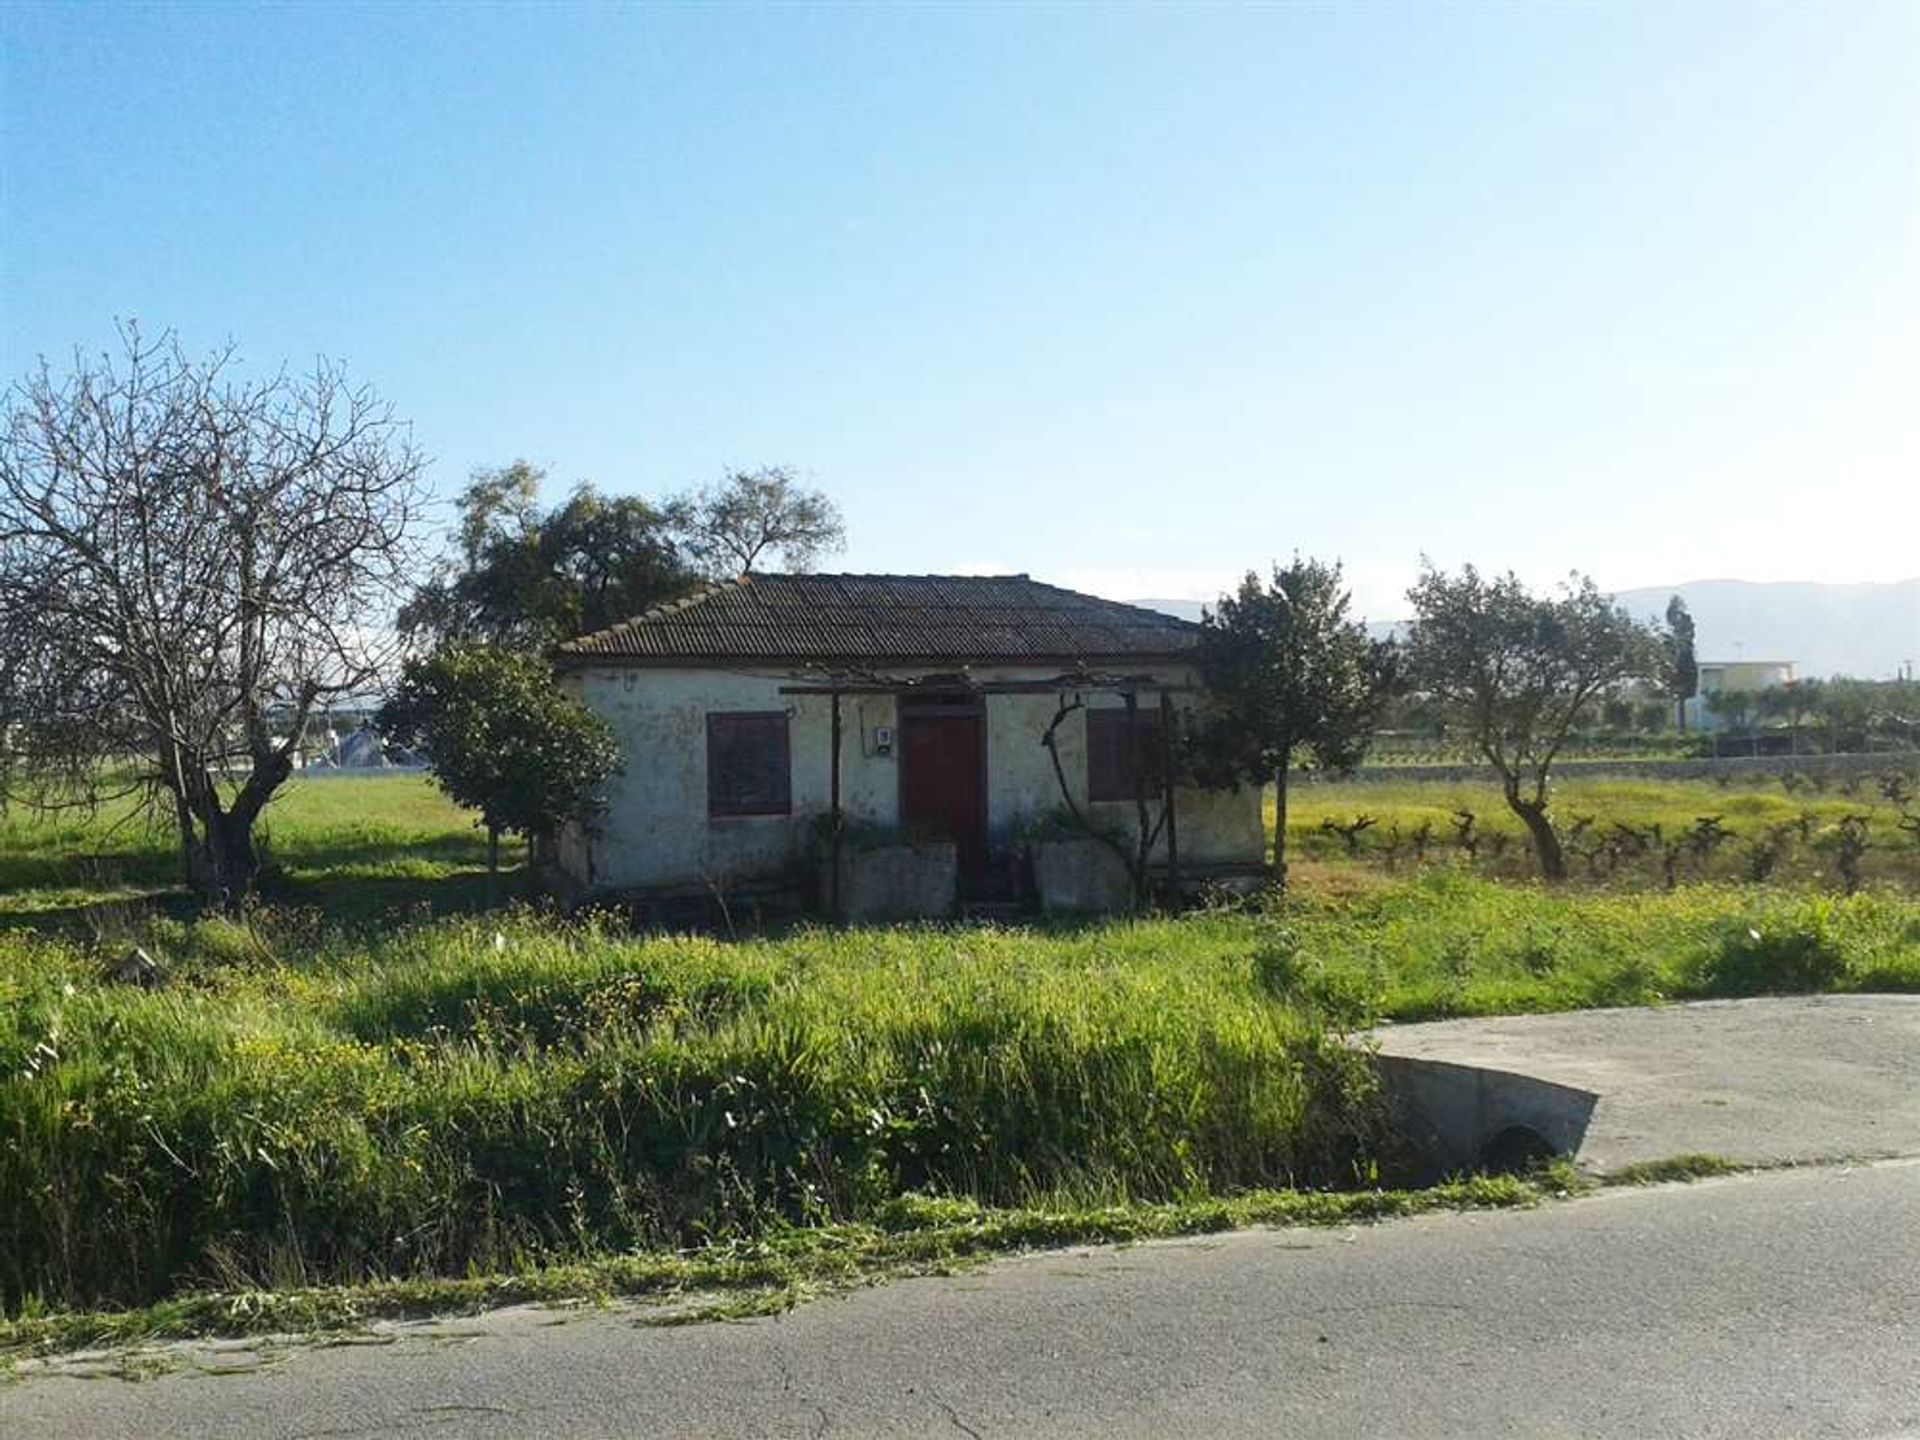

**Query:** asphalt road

left=8, top=1159, right=1918, bottom=1439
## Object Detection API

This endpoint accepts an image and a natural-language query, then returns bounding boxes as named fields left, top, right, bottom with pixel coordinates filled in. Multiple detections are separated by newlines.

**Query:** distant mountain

left=1134, top=595, right=1407, bottom=647
left=1613, top=580, right=1919, bottom=681
left=1131, top=597, right=1208, bottom=624
left=1133, top=580, right=1920, bottom=680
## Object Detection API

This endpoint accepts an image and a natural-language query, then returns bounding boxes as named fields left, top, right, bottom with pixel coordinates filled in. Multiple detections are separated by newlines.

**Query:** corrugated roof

left=557, top=574, right=1199, bottom=665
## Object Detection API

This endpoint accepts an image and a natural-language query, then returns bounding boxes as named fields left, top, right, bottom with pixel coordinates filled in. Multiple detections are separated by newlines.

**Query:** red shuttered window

left=1086, top=708, right=1164, bottom=803
left=707, top=712, right=791, bottom=817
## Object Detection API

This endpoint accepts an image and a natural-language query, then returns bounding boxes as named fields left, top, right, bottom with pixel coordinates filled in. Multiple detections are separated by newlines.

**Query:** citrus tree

left=1191, top=558, right=1396, bottom=890
left=377, top=644, right=620, bottom=883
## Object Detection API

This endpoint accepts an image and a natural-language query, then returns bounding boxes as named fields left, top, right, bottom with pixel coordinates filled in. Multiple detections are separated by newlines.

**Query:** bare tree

left=672, top=466, right=845, bottom=576
left=0, top=325, right=425, bottom=912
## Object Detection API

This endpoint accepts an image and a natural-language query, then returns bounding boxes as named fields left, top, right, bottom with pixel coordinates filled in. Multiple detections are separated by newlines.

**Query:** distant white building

left=1687, top=659, right=1795, bottom=731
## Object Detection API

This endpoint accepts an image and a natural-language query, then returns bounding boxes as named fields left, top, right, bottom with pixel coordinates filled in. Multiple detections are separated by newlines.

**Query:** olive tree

left=670, top=466, right=845, bottom=576
left=1191, top=559, right=1396, bottom=890
left=0, top=326, right=424, bottom=912
left=1404, top=566, right=1664, bottom=882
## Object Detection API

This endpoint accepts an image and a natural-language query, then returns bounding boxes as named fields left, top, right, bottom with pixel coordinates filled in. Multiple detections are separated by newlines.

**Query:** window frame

left=705, top=710, right=793, bottom=819
left=1085, top=705, right=1165, bottom=804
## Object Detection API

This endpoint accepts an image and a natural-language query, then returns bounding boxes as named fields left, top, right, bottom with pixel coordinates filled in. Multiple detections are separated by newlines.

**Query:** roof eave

left=553, top=648, right=1197, bottom=671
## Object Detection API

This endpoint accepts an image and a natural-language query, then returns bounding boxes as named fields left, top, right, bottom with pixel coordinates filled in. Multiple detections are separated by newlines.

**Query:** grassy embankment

left=4, top=867, right=1917, bottom=1335
left=1, top=773, right=1916, bottom=1351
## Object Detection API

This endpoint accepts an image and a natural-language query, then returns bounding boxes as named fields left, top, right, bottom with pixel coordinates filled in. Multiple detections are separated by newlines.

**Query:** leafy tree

left=1704, top=686, right=1757, bottom=755
left=541, top=484, right=694, bottom=633
left=0, top=325, right=424, bottom=912
left=401, top=462, right=697, bottom=648
left=1404, top=566, right=1664, bottom=882
left=1378, top=690, right=1448, bottom=741
left=671, top=466, right=845, bottom=576
left=1814, top=678, right=1877, bottom=754
left=1664, top=595, right=1698, bottom=731
left=376, top=644, right=621, bottom=882
left=1873, top=677, right=1920, bottom=751
left=1191, top=559, right=1396, bottom=890
left=1634, top=697, right=1671, bottom=735
left=1760, top=678, right=1823, bottom=755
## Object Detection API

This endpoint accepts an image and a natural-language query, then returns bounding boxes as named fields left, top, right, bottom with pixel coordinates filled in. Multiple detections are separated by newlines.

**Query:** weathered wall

left=560, top=663, right=1264, bottom=894
left=1033, top=692, right=1264, bottom=866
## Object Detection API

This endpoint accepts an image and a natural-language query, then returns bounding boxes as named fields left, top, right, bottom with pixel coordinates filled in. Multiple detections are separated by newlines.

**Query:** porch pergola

left=779, top=666, right=1193, bottom=920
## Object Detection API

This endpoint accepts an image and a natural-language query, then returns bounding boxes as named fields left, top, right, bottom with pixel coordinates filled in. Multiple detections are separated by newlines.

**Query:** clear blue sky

left=3, top=2, right=1914, bottom=619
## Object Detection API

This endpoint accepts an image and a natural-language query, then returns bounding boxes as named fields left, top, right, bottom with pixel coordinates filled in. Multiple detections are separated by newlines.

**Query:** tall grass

left=4, top=873, right=1917, bottom=1317
left=1262, top=869, right=1920, bottom=1020
left=0, top=914, right=1381, bottom=1314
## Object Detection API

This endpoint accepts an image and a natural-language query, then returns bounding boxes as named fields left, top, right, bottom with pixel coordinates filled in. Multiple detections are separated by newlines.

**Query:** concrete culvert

left=1480, top=1125, right=1557, bottom=1175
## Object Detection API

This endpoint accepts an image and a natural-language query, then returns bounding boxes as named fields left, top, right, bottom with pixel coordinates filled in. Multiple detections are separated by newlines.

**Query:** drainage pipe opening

left=1480, top=1125, right=1557, bottom=1175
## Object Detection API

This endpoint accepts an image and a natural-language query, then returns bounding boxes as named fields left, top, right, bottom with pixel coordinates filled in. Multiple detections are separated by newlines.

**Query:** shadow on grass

left=0, top=848, right=180, bottom=896
left=0, top=830, right=489, bottom=890
left=0, top=864, right=534, bottom=941
left=278, top=865, right=537, bottom=927
left=269, top=832, right=492, bottom=873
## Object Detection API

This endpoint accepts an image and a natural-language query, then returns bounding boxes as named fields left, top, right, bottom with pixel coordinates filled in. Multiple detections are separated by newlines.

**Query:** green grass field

left=0, top=775, right=494, bottom=926
left=6, top=768, right=1911, bottom=929
left=2, top=771, right=1916, bottom=1342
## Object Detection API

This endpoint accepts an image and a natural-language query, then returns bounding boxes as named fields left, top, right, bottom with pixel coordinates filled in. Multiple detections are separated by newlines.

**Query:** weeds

left=4, top=873, right=1916, bottom=1322
left=0, top=1171, right=1562, bottom=1359
left=1682, top=906, right=1849, bottom=997
left=0, top=912, right=1389, bottom=1316
left=3, top=776, right=1918, bottom=1341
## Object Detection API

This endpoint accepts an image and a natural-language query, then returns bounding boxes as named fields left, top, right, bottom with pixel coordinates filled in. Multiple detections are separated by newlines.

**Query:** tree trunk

left=1272, top=750, right=1292, bottom=892
left=185, top=807, right=259, bottom=917
left=1509, top=797, right=1567, bottom=883
left=178, top=742, right=295, bottom=916
left=217, top=821, right=258, bottom=917
left=486, top=824, right=501, bottom=908
left=170, top=787, right=198, bottom=890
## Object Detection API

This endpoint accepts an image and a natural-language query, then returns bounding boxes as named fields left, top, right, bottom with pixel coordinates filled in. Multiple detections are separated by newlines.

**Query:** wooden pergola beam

left=778, top=679, right=1195, bottom=696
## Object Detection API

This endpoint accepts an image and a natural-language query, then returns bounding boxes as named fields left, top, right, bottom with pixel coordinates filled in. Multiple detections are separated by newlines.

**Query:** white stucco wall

left=1684, top=660, right=1798, bottom=731
left=559, top=662, right=1264, bottom=894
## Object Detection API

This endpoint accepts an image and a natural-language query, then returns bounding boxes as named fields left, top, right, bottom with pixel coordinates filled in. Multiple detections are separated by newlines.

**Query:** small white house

left=1686, top=658, right=1796, bottom=731
left=552, top=573, right=1266, bottom=915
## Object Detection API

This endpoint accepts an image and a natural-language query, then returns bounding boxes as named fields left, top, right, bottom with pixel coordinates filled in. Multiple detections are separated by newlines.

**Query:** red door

left=900, top=709, right=987, bottom=882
